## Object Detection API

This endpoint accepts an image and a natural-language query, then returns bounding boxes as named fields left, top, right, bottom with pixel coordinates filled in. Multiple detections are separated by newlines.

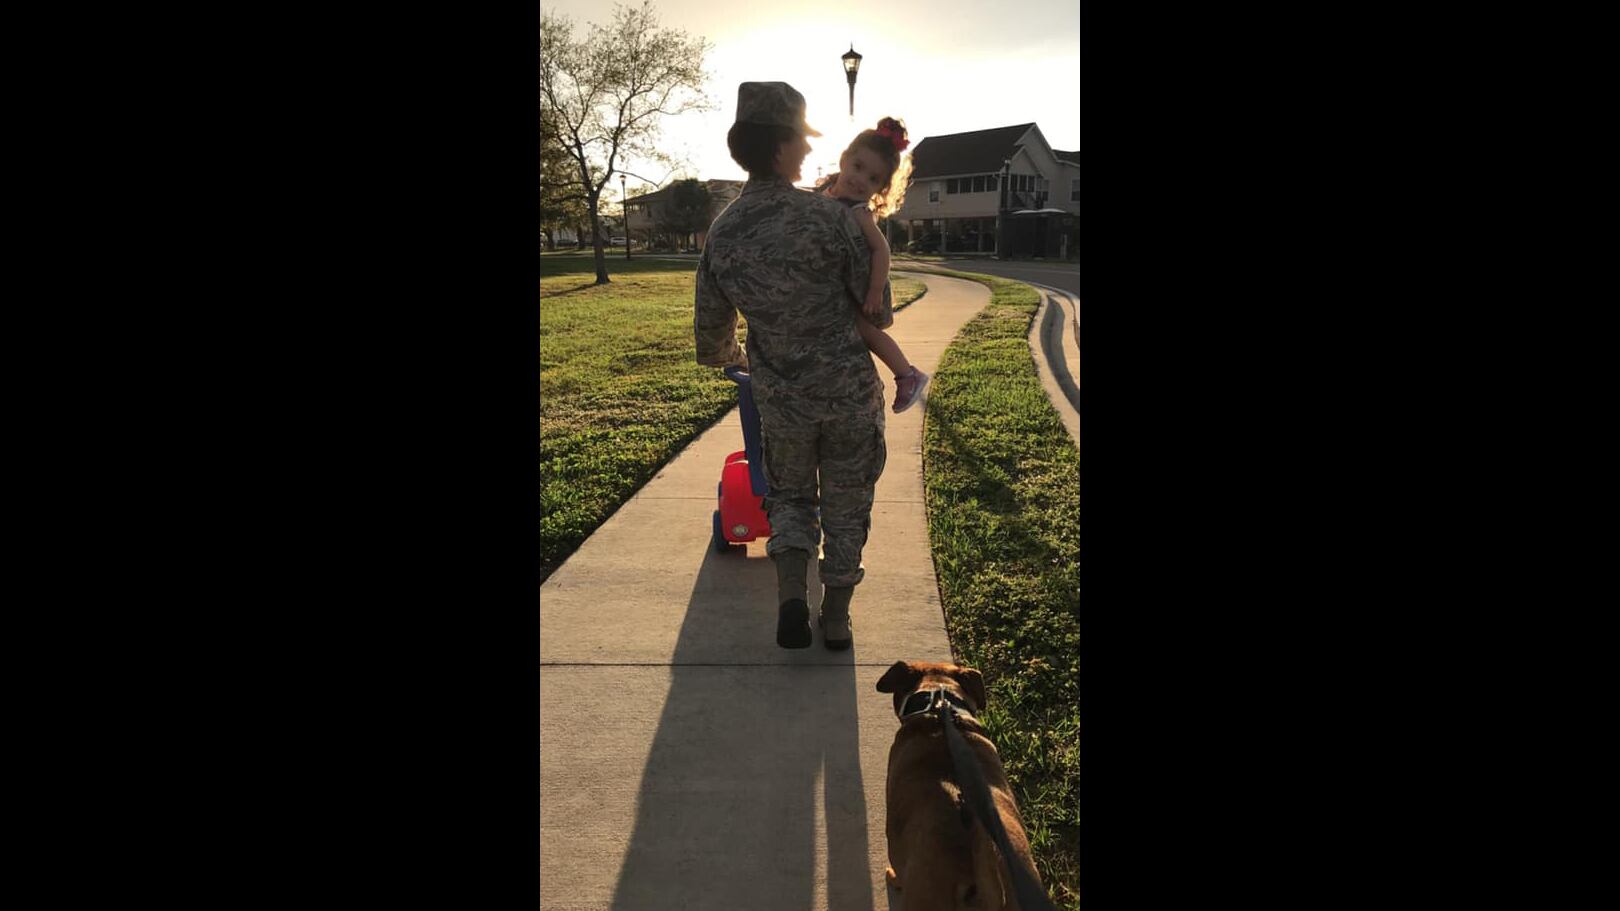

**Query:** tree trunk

left=588, top=195, right=609, bottom=284
left=575, top=225, right=586, bottom=250
left=544, top=228, right=556, bottom=251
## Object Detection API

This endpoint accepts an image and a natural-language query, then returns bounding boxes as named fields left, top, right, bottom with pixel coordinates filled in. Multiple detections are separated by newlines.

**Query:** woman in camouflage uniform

left=694, top=81, right=893, bottom=651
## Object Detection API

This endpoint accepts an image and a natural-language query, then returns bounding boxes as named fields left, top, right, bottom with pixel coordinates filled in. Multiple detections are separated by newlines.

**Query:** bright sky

left=542, top=0, right=1080, bottom=203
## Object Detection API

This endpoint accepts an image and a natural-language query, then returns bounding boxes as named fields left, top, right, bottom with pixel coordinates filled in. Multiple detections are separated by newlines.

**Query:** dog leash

left=938, top=700, right=1059, bottom=911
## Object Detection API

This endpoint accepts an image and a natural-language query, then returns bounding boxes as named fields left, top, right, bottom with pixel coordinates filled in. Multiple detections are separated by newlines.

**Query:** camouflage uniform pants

left=759, top=410, right=887, bottom=588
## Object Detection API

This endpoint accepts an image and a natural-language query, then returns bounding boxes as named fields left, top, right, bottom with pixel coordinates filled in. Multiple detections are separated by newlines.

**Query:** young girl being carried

left=818, top=117, right=929, bottom=413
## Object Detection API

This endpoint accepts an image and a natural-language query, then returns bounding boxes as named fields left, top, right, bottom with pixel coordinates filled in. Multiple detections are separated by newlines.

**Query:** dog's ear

left=952, top=666, right=987, bottom=711
left=876, top=661, right=922, bottom=694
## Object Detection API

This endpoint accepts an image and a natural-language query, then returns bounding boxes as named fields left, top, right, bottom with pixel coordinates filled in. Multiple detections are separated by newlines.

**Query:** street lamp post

left=619, top=173, right=630, bottom=260
left=995, top=158, right=1011, bottom=260
left=842, top=45, right=862, bottom=119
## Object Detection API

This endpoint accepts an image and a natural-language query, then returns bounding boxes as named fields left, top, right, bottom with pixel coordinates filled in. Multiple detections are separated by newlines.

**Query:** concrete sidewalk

left=540, top=273, right=991, bottom=911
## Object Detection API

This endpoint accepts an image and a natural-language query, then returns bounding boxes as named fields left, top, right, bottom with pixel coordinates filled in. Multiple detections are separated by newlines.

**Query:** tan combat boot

left=819, top=585, right=854, bottom=651
left=774, top=549, right=812, bottom=649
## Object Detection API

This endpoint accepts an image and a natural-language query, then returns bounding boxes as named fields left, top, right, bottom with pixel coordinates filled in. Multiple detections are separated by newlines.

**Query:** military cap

left=734, top=81, right=822, bottom=137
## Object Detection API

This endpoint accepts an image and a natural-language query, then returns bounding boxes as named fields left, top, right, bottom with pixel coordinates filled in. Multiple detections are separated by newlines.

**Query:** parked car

left=906, top=233, right=941, bottom=254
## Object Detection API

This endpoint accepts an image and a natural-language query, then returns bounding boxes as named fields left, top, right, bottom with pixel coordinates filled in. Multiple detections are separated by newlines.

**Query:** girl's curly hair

left=816, top=116, right=913, bottom=219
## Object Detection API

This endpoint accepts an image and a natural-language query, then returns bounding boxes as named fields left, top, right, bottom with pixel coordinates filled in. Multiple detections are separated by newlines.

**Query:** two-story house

left=888, top=123, right=1079, bottom=259
left=623, top=179, right=744, bottom=251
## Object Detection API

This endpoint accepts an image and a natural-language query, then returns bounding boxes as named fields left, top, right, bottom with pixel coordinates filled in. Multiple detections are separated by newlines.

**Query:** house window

left=972, top=176, right=985, bottom=193
left=929, top=183, right=940, bottom=203
left=947, top=178, right=958, bottom=194
left=1071, top=179, right=1080, bottom=202
left=987, top=175, right=997, bottom=190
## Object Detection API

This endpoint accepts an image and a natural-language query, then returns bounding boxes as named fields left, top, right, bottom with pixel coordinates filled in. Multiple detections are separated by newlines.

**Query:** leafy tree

left=540, top=1, right=712, bottom=282
left=654, top=179, right=713, bottom=250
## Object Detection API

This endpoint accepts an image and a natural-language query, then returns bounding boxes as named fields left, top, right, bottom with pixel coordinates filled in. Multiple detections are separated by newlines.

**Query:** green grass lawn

left=921, top=268, right=1080, bottom=909
left=540, top=254, right=924, bottom=582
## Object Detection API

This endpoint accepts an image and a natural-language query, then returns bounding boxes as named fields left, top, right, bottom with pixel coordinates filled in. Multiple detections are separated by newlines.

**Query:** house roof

left=907, top=123, right=1035, bottom=179
left=625, top=179, right=743, bottom=205
left=1053, top=149, right=1080, bottom=166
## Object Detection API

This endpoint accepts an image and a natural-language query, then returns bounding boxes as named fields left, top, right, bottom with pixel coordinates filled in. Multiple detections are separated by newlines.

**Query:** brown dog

left=876, top=660, right=1042, bottom=910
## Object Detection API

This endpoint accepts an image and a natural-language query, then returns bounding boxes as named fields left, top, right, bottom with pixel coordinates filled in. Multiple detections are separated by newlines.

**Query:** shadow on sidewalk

left=608, top=545, right=878, bottom=911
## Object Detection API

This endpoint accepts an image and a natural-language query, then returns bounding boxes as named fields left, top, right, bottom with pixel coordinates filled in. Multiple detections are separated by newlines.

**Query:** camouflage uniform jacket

left=694, top=177, right=894, bottom=422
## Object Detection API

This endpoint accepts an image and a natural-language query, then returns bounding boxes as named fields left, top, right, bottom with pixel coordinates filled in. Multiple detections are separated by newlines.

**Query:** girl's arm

left=854, top=207, right=890, bottom=317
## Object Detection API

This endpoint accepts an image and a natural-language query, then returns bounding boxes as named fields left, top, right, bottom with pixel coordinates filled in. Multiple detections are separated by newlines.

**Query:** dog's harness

left=898, top=687, right=976, bottom=723
left=897, top=687, right=1058, bottom=911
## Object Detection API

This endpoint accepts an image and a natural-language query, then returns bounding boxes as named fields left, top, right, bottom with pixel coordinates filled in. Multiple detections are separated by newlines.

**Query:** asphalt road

left=547, top=251, right=1082, bottom=299
left=897, top=258, right=1080, bottom=297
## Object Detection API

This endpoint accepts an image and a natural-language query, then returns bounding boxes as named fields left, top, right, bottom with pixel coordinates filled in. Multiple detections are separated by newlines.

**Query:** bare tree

left=540, top=1, right=712, bottom=284
left=540, top=110, right=588, bottom=251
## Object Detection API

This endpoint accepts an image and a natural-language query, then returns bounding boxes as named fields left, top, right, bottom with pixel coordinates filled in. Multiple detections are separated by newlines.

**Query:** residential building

left=888, top=123, right=1079, bottom=259
left=623, top=179, right=744, bottom=251
left=542, top=221, right=617, bottom=251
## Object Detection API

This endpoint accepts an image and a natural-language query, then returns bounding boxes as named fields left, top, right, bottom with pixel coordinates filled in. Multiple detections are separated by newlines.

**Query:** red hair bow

left=876, top=123, right=909, bottom=153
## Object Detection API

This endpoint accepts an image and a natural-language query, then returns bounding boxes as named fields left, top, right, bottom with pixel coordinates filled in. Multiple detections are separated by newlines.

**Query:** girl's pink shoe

left=892, top=367, right=930, bottom=413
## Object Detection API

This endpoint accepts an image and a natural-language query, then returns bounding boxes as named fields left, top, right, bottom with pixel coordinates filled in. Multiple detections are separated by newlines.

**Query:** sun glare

left=545, top=0, right=1078, bottom=200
